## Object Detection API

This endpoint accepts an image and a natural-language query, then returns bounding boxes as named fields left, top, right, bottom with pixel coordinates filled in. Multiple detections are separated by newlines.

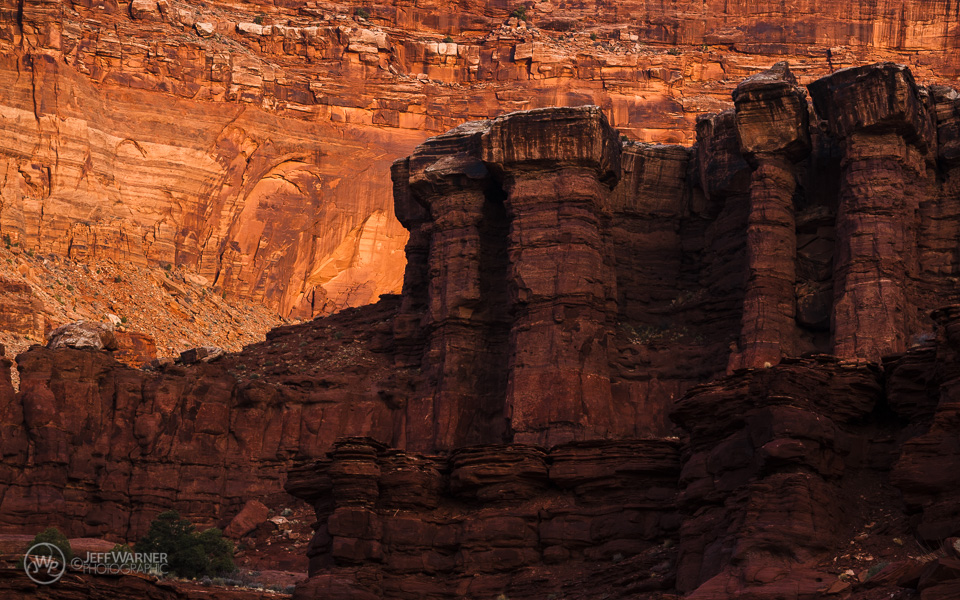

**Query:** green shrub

left=108, top=543, right=135, bottom=562
left=865, top=561, right=891, bottom=581
left=355, top=7, right=370, bottom=19
left=253, top=14, right=264, bottom=25
left=443, top=35, right=454, bottom=43
left=667, top=47, right=681, bottom=55
left=137, top=511, right=234, bottom=579
left=29, top=527, right=73, bottom=562
left=511, top=6, right=527, bottom=20
left=589, top=32, right=597, bottom=41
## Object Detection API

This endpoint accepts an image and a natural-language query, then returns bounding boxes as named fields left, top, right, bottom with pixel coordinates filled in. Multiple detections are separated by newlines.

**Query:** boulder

left=46, top=321, right=118, bottom=351
left=179, top=346, right=224, bottom=364
left=224, top=500, right=270, bottom=538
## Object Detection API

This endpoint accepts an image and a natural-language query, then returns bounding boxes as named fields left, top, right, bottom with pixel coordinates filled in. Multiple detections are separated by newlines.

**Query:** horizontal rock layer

left=3, top=0, right=960, bottom=317
left=5, top=64, right=960, bottom=600
left=287, top=437, right=680, bottom=599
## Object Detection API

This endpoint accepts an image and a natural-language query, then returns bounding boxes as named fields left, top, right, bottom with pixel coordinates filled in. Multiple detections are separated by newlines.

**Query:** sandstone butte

left=7, top=59, right=960, bottom=599
left=3, top=0, right=960, bottom=324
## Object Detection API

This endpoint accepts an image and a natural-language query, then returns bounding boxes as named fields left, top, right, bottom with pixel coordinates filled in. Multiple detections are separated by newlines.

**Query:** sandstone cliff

left=7, top=62, right=960, bottom=599
left=4, top=0, right=960, bottom=320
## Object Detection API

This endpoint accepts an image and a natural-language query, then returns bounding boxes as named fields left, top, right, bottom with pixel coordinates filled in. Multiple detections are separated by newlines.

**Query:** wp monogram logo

left=23, top=543, right=67, bottom=585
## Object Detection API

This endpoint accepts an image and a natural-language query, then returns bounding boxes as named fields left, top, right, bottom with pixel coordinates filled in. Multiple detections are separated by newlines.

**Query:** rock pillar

left=729, top=62, right=811, bottom=369
left=404, top=122, right=509, bottom=450
left=809, top=63, right=935, bottom=360
left=481, top=107, right=621, bottom=446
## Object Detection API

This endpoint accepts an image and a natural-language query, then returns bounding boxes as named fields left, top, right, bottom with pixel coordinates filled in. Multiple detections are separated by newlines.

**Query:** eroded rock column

left=924, top=86, right=960, bottom=283
left=390, top=157, right=431, bottom=369
left=481, top=107, right=621, bottom=446
left=729, top=62, right=811, bottom=369
left=404, top=122, right=510, bottom=450
left=695, top=110, right=754, bottom=363
left=809, top=63, right=935, bottom=360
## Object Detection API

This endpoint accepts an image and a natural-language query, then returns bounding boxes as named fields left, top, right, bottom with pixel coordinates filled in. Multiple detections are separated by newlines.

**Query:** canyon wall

left=3, top=0, right=960, bottom=317
left=7, top=62, right=960, bottom=599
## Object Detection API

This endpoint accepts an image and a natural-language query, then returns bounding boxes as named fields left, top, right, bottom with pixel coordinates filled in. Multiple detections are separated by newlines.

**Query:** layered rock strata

left=0, top=300, right=402, bottom=539
left=5, top=0, right=960, bottom=320
left=671, top=357, right=885, bottom=597
left=286, top=335, right=960, bottom=599
left=393, top=107, right=623, bottom=449
left=809, top=63, right=937, bottom=360
left=288, top=437, right=680, bottom=599
left=9, top=66, right=960, bottom=600
left=891, top=305, right=960, bottom=543
left=727, top=62, right=811, bottom=369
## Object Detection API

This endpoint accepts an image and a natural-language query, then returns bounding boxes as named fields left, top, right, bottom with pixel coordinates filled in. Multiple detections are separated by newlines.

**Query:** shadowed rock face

left=383, top=62, right=960, bottom=452
left=809, top=63, right=939, bottom=361
left=9, top=63, right=960, bottom=600
left=395, top=106, right=624, bottom=450
left=283, top=64, right=960, bottom=599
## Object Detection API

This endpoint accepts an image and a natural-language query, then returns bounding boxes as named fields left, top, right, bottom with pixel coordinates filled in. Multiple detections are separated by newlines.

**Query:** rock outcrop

left=46, top=321, right=119, bottom=351
left=289, top=437, right=680, bottom=599
left=393, top=106, right=623, bottom=450
left=4, top=0, right=960, bottom=321
left=809, top=63, right=937, bottom=361
left=727, top=62, right=811, bottom=369
left=671, top=357, right=885, bottom=597
left=8, top=63, right=960, bottom=600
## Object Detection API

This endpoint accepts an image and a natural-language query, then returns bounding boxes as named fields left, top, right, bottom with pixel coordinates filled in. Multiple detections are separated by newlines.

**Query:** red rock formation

left=0, top=277, right=45, bottom=337
left=671, top=356, right=884, bottom=597
left=0, top=301, right=403, bottom=540
left=891, top=305, right=960, bottom=542
left=5, top=0, right=960, bottom=323
left=809, top=63, right=936, bottom=361
left=113, top=331, right=158, bottom=368
left=395, top=121, right=510, bottom=451
left=287, top=437, right=679, bottom=599
left=728, top=62, right=811, bottom=369
left=484, top=108, right=620, bottom=446
left=11, top=63, right=960, bottom=600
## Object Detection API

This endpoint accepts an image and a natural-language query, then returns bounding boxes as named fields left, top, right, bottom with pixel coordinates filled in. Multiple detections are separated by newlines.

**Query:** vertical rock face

left=809, top=63, right=936, bottom=360
left=0, top=50, right=414, bottom=319
left=483, top=108, right=621, bottom=447
left=393, top=107, right=624, bottom=449
left=278, top=302, right=960, bottom=599
left=729, top=62, right=810, bottom=369
left=400, top=122, right=509, bottom=450
left=671, top=358, right=884, bottom=596
left=14, top=64, right=960, bottom=600
left=6, top=0, right=960, bottom=323
left=891, top=305, right=960, bottom=542
left=385, top=63, right=960, bottom=451
left=289, top=437, right=680, bottom=599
